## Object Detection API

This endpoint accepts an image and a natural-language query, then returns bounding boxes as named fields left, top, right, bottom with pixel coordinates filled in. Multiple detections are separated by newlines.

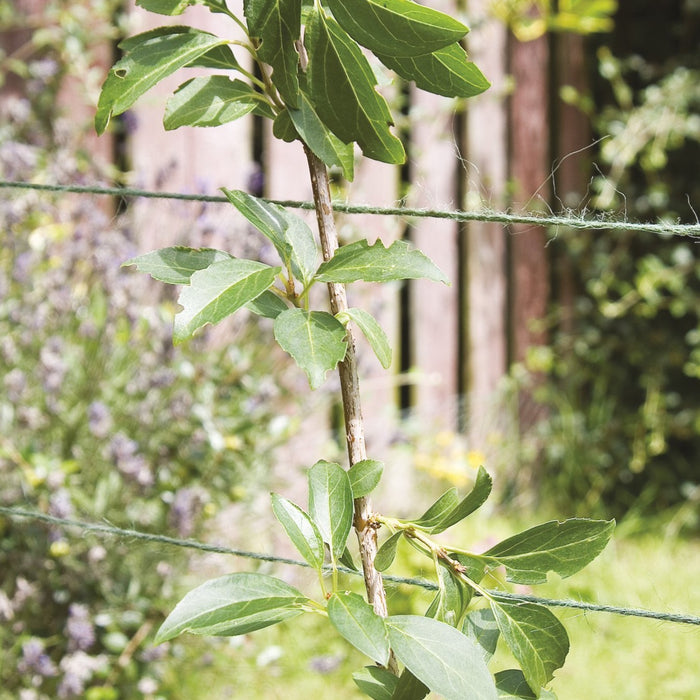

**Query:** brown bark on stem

left=304, top=146, right=394, bottom=631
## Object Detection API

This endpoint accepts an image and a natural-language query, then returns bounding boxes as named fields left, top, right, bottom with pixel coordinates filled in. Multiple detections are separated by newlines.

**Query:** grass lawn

left=163, top=513, right=700, bottom=699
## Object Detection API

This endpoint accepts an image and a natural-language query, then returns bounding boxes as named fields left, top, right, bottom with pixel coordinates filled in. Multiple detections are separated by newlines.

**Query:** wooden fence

left=3, top=0, right=593, bottom=468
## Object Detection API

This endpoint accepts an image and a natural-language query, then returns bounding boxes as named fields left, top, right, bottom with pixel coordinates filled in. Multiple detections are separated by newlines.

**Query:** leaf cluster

left=155, top=461, right=614, bottom=699
left=95, top=0, right=489, bottom=174
left=125, top=190, right=448, bottom=388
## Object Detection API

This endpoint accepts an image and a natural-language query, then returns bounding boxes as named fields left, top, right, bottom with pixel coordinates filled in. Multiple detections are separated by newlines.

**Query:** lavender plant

left=94, top=0, right=615, bottom=697
left=0, top=96, right=287, bottom=698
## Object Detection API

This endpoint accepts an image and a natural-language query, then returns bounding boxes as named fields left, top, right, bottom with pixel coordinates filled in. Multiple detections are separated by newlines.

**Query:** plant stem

left=304, top=146, right=396, bottom=645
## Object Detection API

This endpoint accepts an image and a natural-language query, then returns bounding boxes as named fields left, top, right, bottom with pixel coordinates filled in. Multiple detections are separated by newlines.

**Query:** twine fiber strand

left=2, top=506, right=699, bottom=627
left=1, top=180, right=699, bottom=238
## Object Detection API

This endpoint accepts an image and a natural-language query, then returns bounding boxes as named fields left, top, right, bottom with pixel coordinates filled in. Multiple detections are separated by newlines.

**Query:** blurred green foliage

left=521, top=1, right=700, bottom=522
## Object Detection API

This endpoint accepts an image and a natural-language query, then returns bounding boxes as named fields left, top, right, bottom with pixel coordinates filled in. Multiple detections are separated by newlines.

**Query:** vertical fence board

left=462, top=1, right=509, bottom=452
left=408, top=84, right=460, bottom=427
left=509, top=33, right=550, bottom=362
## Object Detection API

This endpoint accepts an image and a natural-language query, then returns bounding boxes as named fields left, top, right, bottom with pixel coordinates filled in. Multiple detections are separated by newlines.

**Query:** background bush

left=521, top=0, right=700, bottom=521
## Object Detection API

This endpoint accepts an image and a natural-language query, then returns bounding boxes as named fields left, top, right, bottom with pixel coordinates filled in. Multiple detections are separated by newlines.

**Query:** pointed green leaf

left=123, top=246, right=232, bottom=284
left=308, top=460, right=353, bottom=560
left=187, top=43, right=242, bottom=70
left=222, top=188, right=289, bottom=253
left=489, top=597, right=569, bottom=692
left=328, top=592, right=390, bottom=665
left=429, top=466, right=492, bottom=534
left=245, top=290, right=289, bottom=318
left=377, top=42, right=490, bottom=99
left=347, top=459, right=384, bottom=498
left=339, top=546, right=359, bottom=571
left=405, top=488, right=459, bottom=530
left=117, top=25, right=195, bottom=51
left=463, top=608, right=500, bottom=663
left=273, top=108, right=299, bottom=142
left=136, top=0, right=194, bottom=14
left=375, top=531, right=403, bottom=572
left=316, top=239, right=449, bottom=285
left=434, top=565, right=471, bottom=626
left=327, top=0, right=466, bottom=58
left=245, top=0, right=302, bottom=106
left=136, top=0, right=229, bottom=15
left=495, top=671, right=556, bottom=699
left=96, top=29, right=228, bottom=134
left=338, top=308, right=392, bottom=368
left=271, top=493, right=325, bottom=570
left=288, top=91, right=355, bottom=180
left=483, top=519, right=615, bottom=585
left=174, top=258, right=279, bottom=343
left=494, top=670, right=537, bottom=699
left=164, top=77, right=264, bottom=129
left=222, top=189, right=318, bottom=285
left=353, top=666, right=399, bottom=700
left=305, top=9, right=404, bottom=163
left=282, top=211, right=320, bottom=286
left=154, top=572, right=308, bottom=643
left=391, top=668, right=430, bottom=700
left=452, top=553, right=488, bottom=584
left=386, top=615, right=498, bottom=700
left=274, top=309, right=348, bottom=388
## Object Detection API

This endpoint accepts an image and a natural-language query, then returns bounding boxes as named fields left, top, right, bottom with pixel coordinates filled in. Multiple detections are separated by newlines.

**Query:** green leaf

left=391, top=668, right=430, bottom=700
left=136, top=0, right=194, bottom=16
left=245, top=290, right=289, bottom=318
left=453, top=553, right=488, bottom=584
left=136, top=0, right=229, bottom=15
left=353, top=666, right=399, bottom=700
left=222, top=189, right=318, bottom=286
left=174, top=258, right=279, bottom=343
left=463, top=608, right=500, bottom=663
left=316, top=239, right=449, bottom=285
left=273, top=309, right=348, bottom=389
left=154, top=572, right=308, bottom=643
left=304, top=9, right=404, bottom=164
left=283, top=211, right=320, bottom=286
left=385, top=615, right=498, bottom=700
left=495, top=670, right=556, bottom=699
left=434, top=565, right=471, bottom=626
left=123, top=246, right=232, bottom=284
left=494, top=670, right=537, bottom=699
left=347, top=459, right=384, bottom=498
left=377, top=42, right=490, bottom=99
left=327, top=0, right=466, bottom=58
left=328, top=592, right=390, bottom=665
left=307, top=460, right=353, bottom=560
left=288, top=91, right=355, bottom=180
left=271, top=493, right=325, bottom=570
left=273, top=108, right=298, bottom=142
left=489, top=597, right=569, bottom=692
left=164, top=76, right=263, bottom=129
left=96, top=28, right=228, bottom=134
left=483, top=519, right=615, bottom=585
left=407, top=488, right=459, bottom=530
left=374, top=531, right=403, bottom=572
left=245, top=0, right=301, bottom=106
left=187, top=43, right=242, bottom=71
left=429, top=466, right=492, bottom=534
left=337, top=308, right=392, bottom=368
left=339, top=547, right=359, bottom=571
left=223, top=188, right=289, bottom=252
